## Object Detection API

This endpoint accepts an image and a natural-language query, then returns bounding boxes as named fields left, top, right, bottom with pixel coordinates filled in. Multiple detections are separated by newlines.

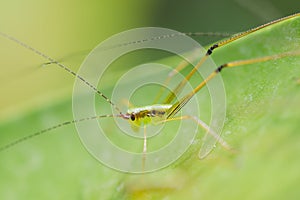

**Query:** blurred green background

left=0, top=0, right=299, bottom=199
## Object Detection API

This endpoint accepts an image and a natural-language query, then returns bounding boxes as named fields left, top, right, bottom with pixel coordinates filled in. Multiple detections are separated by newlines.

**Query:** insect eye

left=130, top=114, right=135, bottom=121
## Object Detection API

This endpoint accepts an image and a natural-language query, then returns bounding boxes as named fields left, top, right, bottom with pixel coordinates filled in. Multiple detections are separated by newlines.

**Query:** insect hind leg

left=157, top=115, right=234, bottom=159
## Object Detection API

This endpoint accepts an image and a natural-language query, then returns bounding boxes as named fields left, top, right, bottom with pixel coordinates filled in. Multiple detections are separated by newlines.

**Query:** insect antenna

left=0, top=114, right=129, bottom=152
left=95, top=31, right=233, bottom=51
left=40, top=31, right=233, bottom=66
left=0, top=31, right=122, bottom=115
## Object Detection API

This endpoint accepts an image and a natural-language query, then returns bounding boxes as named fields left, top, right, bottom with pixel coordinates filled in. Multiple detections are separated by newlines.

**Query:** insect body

left=127, top=104, right=171, bottom=128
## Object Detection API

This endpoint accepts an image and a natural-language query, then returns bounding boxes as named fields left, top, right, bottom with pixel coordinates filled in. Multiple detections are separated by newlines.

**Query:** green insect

left=0, top=13, right=299, bottom=171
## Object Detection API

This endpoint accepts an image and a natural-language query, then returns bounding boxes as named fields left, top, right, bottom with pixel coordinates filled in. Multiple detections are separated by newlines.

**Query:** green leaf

left=0, top=14, right=299, bottom=200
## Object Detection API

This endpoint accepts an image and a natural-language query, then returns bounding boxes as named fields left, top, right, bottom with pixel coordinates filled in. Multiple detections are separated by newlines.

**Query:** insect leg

left=142, top=125, right=147, bottom=171
left=158, top=115, right=233, bottom=159
left=167, top=50, right=300, bottom=119
left=163, top=13, right=300, bottom=104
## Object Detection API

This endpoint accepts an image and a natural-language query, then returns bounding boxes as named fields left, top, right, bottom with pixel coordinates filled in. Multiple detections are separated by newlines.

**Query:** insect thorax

left=127, top=104, right=172, bottom=131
